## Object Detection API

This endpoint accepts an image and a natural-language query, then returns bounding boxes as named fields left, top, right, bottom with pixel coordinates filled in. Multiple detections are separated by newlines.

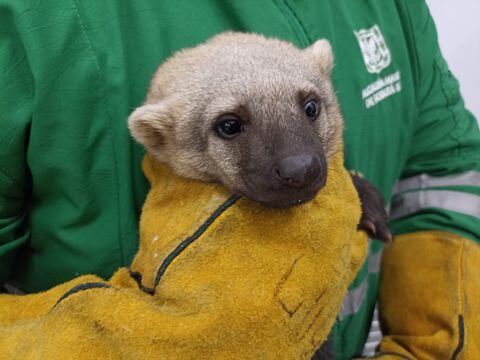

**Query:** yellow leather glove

left=377, top=231, right=480, bottom=359
left=0, top=152, right=368, bottom=359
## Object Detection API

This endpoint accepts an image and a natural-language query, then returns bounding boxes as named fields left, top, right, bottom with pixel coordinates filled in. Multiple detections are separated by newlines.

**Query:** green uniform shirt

left=1, top=0, right=479, bottom=358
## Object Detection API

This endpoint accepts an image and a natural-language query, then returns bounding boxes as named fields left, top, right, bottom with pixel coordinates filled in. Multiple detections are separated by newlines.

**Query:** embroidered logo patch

left=355, top=25, right=391, bottom=74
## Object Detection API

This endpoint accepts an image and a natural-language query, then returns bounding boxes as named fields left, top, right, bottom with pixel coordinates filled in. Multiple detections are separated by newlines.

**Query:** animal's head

left=129, top=32, right=343, bottom=207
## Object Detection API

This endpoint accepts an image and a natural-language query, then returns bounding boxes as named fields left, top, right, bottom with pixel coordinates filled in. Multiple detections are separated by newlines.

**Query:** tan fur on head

left=308, top=39, right=334, bottom=76
left=129, top=103, right=172, bottom=151
left=129, top=32, right=344, bottom=206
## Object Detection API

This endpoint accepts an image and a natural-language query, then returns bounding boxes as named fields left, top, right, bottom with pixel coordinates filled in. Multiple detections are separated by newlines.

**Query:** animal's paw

left=350, top=173, right=393, bottom=244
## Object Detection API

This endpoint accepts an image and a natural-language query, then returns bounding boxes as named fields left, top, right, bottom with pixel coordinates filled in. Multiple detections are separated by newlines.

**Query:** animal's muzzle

left=275, top=153, right=325, bottom=188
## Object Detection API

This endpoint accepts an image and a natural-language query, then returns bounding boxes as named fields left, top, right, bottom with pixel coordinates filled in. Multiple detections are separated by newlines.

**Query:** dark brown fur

left=352, top=175, right=392, bottom=243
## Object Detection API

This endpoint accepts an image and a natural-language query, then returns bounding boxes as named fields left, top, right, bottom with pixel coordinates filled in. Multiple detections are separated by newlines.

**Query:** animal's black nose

left=275, top=153, right=323, bottom=188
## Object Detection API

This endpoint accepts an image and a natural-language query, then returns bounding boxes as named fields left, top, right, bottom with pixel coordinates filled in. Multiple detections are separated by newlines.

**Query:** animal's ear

left=128, top=102, right=173, bottom=150
left=305, top=39, right=334, bottom=76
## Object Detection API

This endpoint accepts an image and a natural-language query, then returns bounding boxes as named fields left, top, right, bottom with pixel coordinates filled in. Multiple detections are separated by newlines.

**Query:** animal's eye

left=215, top=116, right=244, bottom=139
left=304, top=99, right=319, bottom=120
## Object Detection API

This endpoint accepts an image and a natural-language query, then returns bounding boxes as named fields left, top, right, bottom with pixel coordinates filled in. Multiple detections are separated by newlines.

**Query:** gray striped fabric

left=3, top=283, right=25, bottom=295
left=392, top=171, right=480, bottom=194
left=391, top=171, right=480, bottom=220
left=391, top=190, right=480, bottom=220
left=339, top=246, right=382, bottom=319
left=362, top=304, right=382, bottom=356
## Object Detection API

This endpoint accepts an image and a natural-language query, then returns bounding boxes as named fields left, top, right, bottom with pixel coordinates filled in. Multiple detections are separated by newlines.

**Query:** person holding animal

left=1, top=1, right=479, bottom=359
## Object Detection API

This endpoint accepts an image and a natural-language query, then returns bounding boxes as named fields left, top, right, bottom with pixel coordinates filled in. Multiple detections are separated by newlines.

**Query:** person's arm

left=0, top=4, right=33, bottom=287
left=377, top=1, right=480, bottom=358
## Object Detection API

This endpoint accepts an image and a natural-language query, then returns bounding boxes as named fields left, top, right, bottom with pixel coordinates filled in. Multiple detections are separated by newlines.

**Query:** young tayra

left=129, top=32, right=391, bottom=242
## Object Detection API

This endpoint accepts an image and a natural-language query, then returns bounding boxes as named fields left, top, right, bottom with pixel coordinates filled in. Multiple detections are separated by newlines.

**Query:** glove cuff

left=378, top=231, right=480, bottom=359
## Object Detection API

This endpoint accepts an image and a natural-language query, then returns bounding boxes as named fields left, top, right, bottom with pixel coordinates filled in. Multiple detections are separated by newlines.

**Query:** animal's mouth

left=239, top=174, right=327, bottom=208
left=261, top=190, right=319, bottom=208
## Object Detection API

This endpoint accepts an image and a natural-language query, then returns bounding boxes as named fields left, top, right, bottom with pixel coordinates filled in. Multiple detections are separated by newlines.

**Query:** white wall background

left=427, top=0, right=480, bottom=121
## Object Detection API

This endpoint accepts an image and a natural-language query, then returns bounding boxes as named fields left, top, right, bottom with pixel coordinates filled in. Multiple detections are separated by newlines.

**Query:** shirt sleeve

left=0, top=4, right=33, bottom=285
left=390, top=0, right=480, bottom=243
